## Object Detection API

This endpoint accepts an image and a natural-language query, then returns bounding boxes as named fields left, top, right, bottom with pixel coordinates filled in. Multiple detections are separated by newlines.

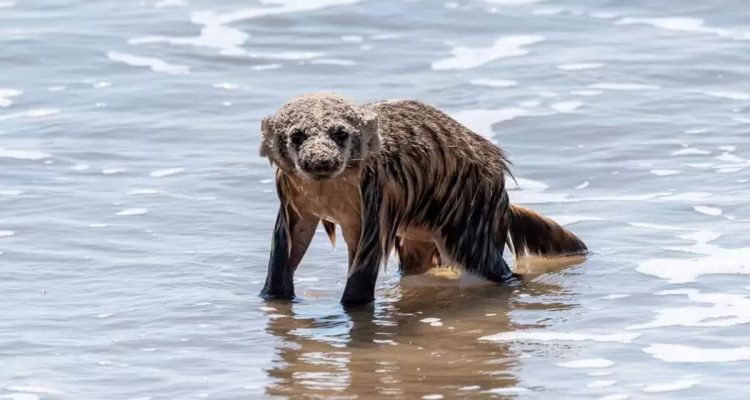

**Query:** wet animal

left=258, top=93, right=587, bottom=305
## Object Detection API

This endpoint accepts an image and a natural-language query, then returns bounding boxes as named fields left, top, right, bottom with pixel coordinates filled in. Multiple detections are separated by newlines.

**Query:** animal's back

left=364, top=99, right=510, bottom=182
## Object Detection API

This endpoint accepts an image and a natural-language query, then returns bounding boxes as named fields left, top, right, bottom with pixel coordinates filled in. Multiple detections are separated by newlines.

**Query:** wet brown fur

left=259, top=93, right=587, bottom=305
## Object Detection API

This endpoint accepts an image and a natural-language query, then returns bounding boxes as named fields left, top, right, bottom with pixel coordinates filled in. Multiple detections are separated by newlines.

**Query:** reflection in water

left=263, top=260, right=581, bottom=398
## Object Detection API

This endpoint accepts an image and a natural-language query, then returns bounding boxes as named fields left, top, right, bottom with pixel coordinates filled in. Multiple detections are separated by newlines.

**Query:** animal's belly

left=397, top=226, right=435, bottom=242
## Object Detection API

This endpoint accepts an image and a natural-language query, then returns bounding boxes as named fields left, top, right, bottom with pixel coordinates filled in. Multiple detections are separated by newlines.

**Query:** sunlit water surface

left=2, top=0, right=750, bottom=399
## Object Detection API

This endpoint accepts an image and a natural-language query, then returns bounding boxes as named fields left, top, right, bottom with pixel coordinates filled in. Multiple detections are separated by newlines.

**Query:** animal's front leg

left=260, top=204, right=319, bottom=300
left=341, top=167, right=384, bottom=306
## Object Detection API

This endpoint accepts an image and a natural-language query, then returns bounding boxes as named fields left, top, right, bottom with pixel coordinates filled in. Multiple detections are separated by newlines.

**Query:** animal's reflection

left=263, top=260, right=581, bottom=398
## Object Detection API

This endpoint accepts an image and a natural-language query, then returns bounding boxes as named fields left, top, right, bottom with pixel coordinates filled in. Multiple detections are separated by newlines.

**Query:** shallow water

left=1, top=0, right=750, bottom=398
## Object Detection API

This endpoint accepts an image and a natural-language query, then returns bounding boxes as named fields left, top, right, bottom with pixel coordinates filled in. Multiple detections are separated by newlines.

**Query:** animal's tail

left=507, top=204, right=587, bottom=258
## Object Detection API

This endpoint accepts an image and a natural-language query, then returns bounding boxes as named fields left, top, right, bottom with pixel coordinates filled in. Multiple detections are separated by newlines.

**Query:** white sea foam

left=150, top=168, right=184, bottom=177
left=88, top=223, right=108, bottom=228
left=6, top=386, right=63, bottom=395
left=697, top=91, right=750, bottom=101
left=616, top=17, right=750, bottom=41
left=587, top=380, right=616, bottom=388
left=107, top=51, right=190, bottom=74
left=116, top=208, right=148, bottom=216
left=650, top=169, right=681, bottom=176
left=603, top=294, right=629, bottom=300
left=0, top=189, right=22, bottom=196
left=482, top=0, right=543, bottom=4
left=155, top=0, right=187, bottom=8
left=628, top=289, right=750, bottom=329
left=507, top=177, right=548, bottom=191
left=0, top=230, right=15, bottom=237
left=213, top=82, right=239, bottom=90
left=693, top=206, right=722, bottom=216
left=643, top=379, right=699, bottom=393
left=253, top=63, right=282, bottom=71
left=637, top=230, right=750, bottom=283
left=309, top=58, right=356, bottom=66
left=598, top=395, right=628, bottom=400
left=70, top=163, right=90, bottom=171
left=575, top=181, right=590, bottom=189
left=0, top=393, right=40, bottom=400
left=469, top=79, right=518, bottom=88
left=451, top=108, right=530, bottom=139
left=671, top=147, right=710, bottom=156
left=0, top=109, right=60, bottom=121
left=102, top=168, right=126, bottom=175
left=590, top=83, right=660, bottom=91
left=479, top=331, right=639, bottom=343
left=570, top=89, right=603, bottom=96
left=548, top=215, right=603, bottom=225
left=0, top=88, right=22, bottom=107
left=557, top=63, right=604, bottom=71
left=551, top=101, right=583, bottom=113
left=644, top=343, right=750, bottom=363
left=432, top=35, right=545, bottom=70
left=557, top=358, right=614, bottom=369
left=0, top=1, right=17, bottom=8
left=0, top=148, right=51, bottom=160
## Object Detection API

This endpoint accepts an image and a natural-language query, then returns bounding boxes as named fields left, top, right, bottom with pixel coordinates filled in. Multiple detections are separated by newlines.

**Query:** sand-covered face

left=259, top=93, right=379, bottom=180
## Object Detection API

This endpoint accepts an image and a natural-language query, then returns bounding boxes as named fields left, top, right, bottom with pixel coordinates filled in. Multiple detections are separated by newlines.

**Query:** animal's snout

left=302, top=157, right=341, bottom=175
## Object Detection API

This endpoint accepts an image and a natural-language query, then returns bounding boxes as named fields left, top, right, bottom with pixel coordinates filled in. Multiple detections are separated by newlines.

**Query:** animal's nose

left=303, top=158, right=339, bottom=174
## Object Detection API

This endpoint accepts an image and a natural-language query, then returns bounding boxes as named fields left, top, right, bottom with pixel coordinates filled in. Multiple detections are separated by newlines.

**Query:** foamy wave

left=150, top=167, right=184, bottom=177
left=309, top=58, right=356, bottom=66
left=482, top=0, right=543, bottom=4
left=557, top=358, right=614, bottom=368
left=107, top=51, right=189, bottom=74
left=0, top=189, right=22, bottom=196
left=0, top=88, right=22, bottom=107
left=590, top=82, right=660, bottom=91
left=116, top=208, right=148, bottom=216
left=432, top=35, right=545, bottom=70
left=570, top=89, right=603, bottom=96
left=129, top=21, right=249, bottom=56
left=479, top=331, right=639, bottom=343
left=6, top=386, right=64, bottom=395
left=628, top=289, right=750, bottom=330
left=650, top=169, right=681, bottom=176
left=671, top=147, right=710, bottom=156
left=698, top=90, right=750, bottom=100
left=451, top=107, right=530, bottom=139
left=0, top=1, right=15, bottom=8
left=550, top=101, right=583, bottom=113
left=693, top=205, right=722, bottom=216
left=643, top=379, right=699, bottom=393
left=469, top=79, right=518, bottom=88
left=587, top=380, right=616, bottom=388
left=557, top=63, right=604, bottom=71
left=0, top=148, right=51, bottom=160
left=637, top=230, right=750, bottom=283
left=0, top=108, right=60, bottom=121
left=644, top=343, right=750, bottom=363
left=548, top=215, right=603, bottom=225
left=0, top=230, right=15, bottom=237
left=616, top=17, right=750, bottom=41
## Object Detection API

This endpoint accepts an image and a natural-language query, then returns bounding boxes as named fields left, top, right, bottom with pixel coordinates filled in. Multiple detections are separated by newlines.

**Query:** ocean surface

left=2, top=0, right=750, bottom=398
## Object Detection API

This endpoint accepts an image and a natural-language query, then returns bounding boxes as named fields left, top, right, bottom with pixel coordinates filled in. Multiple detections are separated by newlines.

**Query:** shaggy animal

left=259, top=93, right=587, bottom=305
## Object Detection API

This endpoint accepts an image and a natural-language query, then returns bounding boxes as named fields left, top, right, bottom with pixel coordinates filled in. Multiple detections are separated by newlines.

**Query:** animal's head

left=259, top=93, right=379, bottom=180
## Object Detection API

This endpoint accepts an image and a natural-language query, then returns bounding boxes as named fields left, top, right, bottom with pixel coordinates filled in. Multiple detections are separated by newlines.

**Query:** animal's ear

left=259, top=116, right=275, bottom=157
left=361, top=111, right=380, bottom=153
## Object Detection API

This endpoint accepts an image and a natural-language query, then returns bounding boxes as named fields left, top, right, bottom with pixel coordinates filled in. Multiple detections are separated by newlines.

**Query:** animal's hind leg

left=396, top=238, right=440, bottom=275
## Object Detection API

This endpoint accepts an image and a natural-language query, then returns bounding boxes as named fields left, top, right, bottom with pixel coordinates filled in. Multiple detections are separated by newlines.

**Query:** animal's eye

left=330, top=127, right=349, bottom=145
left=290, top=129, right=307, bottom=146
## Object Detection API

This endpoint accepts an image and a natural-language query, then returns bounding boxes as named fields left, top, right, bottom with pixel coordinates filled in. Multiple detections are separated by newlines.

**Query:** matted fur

left=259, top=93, right=587, bottom=305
